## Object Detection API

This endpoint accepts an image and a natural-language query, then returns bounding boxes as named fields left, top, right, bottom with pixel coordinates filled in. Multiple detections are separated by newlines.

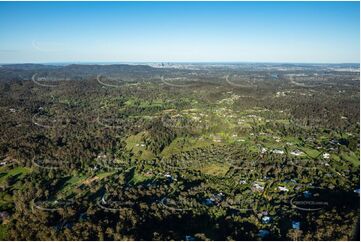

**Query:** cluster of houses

left=259, top=147, right=307, bottom=157
left=257, top=222, right=301, bottom=239
left=202, top=192, right=225, bottom=207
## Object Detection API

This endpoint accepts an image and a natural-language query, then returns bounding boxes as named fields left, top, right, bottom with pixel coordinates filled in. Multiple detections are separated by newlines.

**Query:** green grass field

left=199, top=163, right=230, bottom=176
left=0, top=166, right=32, bottom=186
left=126, top=131, right=155, bottom=160
left=0, top=224, right=8, bottom=240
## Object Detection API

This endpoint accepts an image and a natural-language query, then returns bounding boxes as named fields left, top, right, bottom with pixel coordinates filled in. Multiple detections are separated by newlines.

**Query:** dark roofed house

left=303, top=190, right=312, bottom=198
left=212, top=192, right=225, bottom=204
left=258, top=229, right=270, bottom=239
left=185, top=235, right=196, bottom=241
left=203, top=198, right=214, bottom=206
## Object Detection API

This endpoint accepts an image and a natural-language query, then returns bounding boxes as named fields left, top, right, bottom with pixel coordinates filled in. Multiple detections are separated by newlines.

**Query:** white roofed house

left=323, top=153, right=330, bottom=159
left=278, top=186, right=289, bottom=192
left=272, top=149, right=284, bottom=154
left=261, top=215, right=272, bottom=224
left=252, top=182, right=264, bottom=192
left=0, top=156, right=18, bottom=167
left=164, top=173, right=175, bottom=182
left=290, top=150, right=304, bottom=156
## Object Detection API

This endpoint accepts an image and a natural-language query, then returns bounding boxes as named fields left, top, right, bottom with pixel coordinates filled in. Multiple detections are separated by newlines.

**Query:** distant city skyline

left=0, top=1, right=359, bottom=63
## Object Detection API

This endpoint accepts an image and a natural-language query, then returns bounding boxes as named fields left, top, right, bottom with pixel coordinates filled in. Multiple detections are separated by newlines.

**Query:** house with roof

left=272, top=149, right=284, bottom=154
left=263, top=175, right=271, bottom=180
left=278, top=186, right=289, bottom=192
left=252, top=182, right=264, bottom=192
left=283, top=179, right=297, bottom=184
left=203, top=193, right=225, bottom=206
left=164, top=173, right=174, bottom=182
left=290, top=150, right=304, bottom=156
left=292, top=220, right=301, bottom=230
left=185, top=235, right=196, bottom=241
left=323, top=153, right=330, bottom=159
left=303, top=190, right=312, bottom=198
left=261, top=216, right=272, bottom=224
left=213, top=192, right=225, bottom=202
left=203, top=198, right=215, bottom=206
left=330, top=139, right=340, bottom=145
left=258, top=229, right=270, bottom=239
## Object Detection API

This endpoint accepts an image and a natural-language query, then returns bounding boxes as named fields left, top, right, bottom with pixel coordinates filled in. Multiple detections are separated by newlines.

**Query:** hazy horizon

left=0, top=1, right=359, bottom=63
left=1, top=61, right=360, bottom=66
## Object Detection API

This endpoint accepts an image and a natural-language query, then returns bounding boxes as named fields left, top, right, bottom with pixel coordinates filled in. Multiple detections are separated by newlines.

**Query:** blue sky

left=0, top=1, right=359, bottom=63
